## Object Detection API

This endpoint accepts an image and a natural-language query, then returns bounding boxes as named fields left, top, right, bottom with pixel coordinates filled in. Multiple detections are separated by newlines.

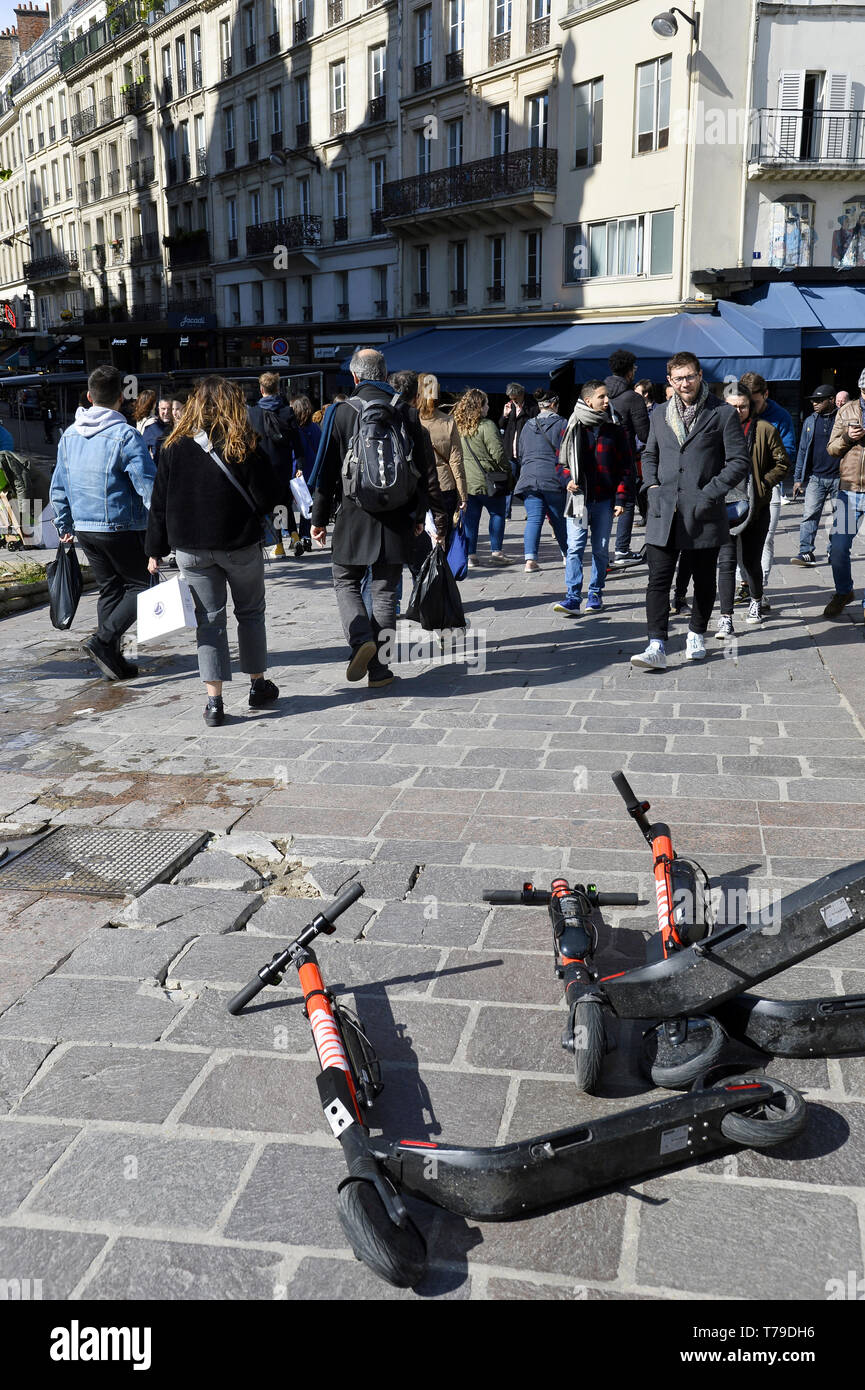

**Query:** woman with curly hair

left=145, top=376, right=282, bottom=726
left=453, top=387, right=512, bottom=567
left=132, top=388, right=158, bottom=433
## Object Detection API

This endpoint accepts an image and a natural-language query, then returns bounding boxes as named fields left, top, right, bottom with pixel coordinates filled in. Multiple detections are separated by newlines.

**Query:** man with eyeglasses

left=631, top=352, right=751, bottom=671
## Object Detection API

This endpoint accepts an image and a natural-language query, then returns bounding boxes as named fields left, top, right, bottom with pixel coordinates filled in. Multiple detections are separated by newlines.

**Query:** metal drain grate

left=0, top=827, right=208, bottom=898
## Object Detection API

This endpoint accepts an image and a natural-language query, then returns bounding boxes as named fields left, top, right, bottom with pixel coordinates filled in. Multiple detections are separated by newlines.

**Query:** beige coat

left=828, top=397, right=865, bottom=492
left=420, top=409, right=467, bottom=502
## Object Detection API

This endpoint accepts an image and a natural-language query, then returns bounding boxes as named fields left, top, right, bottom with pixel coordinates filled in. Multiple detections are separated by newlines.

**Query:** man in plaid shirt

left=553, top=380, right=635, bottom=616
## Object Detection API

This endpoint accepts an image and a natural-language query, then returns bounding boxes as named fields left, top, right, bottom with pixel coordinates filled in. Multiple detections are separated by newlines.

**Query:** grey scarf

left=667, top=382, right=710, bottom=446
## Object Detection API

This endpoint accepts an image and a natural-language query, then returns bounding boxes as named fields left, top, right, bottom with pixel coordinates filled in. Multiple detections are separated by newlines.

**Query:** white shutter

left=775, top=70, right=805, bottom=159
left=821, top=71, right=853, bottom=160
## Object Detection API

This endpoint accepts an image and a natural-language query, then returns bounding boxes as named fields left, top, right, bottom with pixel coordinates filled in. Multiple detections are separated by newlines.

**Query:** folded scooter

left=227, top=883, right=806, bottom=1287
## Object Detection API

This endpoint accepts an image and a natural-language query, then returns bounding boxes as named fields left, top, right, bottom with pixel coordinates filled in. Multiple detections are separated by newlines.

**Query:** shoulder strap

left=194, top=430, right=259, bottom=515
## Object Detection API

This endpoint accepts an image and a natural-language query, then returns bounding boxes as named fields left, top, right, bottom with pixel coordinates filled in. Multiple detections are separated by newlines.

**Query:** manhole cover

left=0, top=827, right=208, bottom=898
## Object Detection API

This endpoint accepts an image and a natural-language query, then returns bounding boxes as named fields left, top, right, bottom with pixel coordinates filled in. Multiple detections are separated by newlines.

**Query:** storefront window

left=767, top=198, right=814, bottom=269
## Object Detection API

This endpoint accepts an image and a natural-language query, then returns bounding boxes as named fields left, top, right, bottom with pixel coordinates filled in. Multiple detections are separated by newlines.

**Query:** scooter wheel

left=719, top=1076, right=807, bottom=1149
left=572, top=999, right=606, bottom=1094
left=643, top=1015, right=727, bottom=1090
left=337, top=1178, right=427, bottom=1289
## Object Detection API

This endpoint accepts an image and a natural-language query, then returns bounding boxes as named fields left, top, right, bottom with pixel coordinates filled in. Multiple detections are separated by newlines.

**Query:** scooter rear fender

left=716, top=992, right=865, bottom=1058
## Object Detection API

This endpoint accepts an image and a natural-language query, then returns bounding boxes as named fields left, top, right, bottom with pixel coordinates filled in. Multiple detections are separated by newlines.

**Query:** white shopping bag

left=290, top=474, right=313, bottom=519
left=136, top=574, right=197, bottom=644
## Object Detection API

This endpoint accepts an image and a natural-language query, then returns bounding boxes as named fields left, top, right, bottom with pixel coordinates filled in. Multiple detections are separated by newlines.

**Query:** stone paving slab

left=113, top=885, right=263, bottom=935
left=57, top=926, right=196, bottom=982
left=82, top=1236, right=285, bottom=1300
left=0, top=1039, right=55, bottom=1114
left=16, top=1044, right=209, bottom=1124
left=0, top=1120, right=81, bottom=1216
left=0, top=977, right=185, bottom=1043
left=0, top=1226, right=108, bottom=1299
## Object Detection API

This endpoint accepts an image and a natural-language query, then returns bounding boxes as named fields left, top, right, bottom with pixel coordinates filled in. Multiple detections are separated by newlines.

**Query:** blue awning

left=563, top=312, right=800, bottom=383
left=726, top=282, right=865, bottom=349
left=379, top=325, right=609, bottom=393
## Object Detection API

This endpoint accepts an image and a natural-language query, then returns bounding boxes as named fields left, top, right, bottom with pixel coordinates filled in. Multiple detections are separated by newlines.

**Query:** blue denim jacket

left=50, top=407, right=156, bottom=534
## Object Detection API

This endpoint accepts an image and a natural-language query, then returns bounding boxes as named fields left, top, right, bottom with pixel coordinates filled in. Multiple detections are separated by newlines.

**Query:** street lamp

left=652, top=8, right=700, bottom=45
left=269, top=148, right=322, bottom=174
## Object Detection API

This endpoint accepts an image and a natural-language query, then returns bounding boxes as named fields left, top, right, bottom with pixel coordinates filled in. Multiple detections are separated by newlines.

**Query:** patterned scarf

left=667, top=382, right=710, bottom=446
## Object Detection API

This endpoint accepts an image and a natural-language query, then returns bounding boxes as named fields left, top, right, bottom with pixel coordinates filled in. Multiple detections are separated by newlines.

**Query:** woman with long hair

left=417, top=373, right=466, bottom=545
left=290, top=394, right=322, bottom=550
left=452, top=388, right=512, bottom=566
left=145, top=376, right=282, bottom=726
left=133, top=388, right=158, bottom=433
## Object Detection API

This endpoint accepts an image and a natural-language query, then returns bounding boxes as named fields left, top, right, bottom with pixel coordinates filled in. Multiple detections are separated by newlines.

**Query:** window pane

left=563, top=224, right=584, bottom=283
left=574, top=82, right=590, bottom=166
left=618, top=218, right=637, bottom=276
left=650, top=209, right=674, bottom=275
left=637, top=65, right=654, bottom=136
left=589, top=223, right=606, bottom=277
left=593, top=79, right=604, bottom=163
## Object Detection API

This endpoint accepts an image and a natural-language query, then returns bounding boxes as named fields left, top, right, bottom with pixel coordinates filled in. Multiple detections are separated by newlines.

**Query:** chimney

left=13, top=4, right=49, bottom=54
left=0, top=26, right=20, bottom=76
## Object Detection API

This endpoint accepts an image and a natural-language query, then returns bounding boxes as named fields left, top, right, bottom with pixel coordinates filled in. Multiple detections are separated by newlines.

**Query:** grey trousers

left=175, top=543, right=267, bottom=682
left=333, top=559, right=400, bottom=653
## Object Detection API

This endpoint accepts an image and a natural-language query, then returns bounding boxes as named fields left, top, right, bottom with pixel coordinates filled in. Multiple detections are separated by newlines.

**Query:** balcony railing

left=48, top=124, right=56, bottom=142
left=130, top=232, right=161, bottom=262
left=750, top=108, right=865, bottom=167
left=451, top=288, right=467, bottom=305
left=225, top=147, right=236, bottom=170
left=83, top=301, right=164, bottom=324
left=109, top=238, right=124, bottom=262
left=526, top=15, right=550, bottom=51
left=331, top=110, right=346, bottom=136
left=197, top=148, right=207, bottom=175
left=333, top=217, right=348, bottom=240
left=100, top=96, right=115, bottom=125
left=328, top=0, right=344, bottom=23
left=245, top=43, right=256, bottom=66
left=268, top=32, right=280, bottom=54
left=487, top=283, right=506, bottom=302
left=247, top=216, right=322, bottom=254
left=60, top=2, right=146, bottom=75
left=489, top=32, right=511, bottom=63
left=192, top=60, right=202, bottom=89
left=222, top=56, right=233, bottom=78
left=90, top=176, right=102, bottom=200
left=445, top=50, right=464, bottom=80
left=166, top=231, right=211, bottom=266
left=383, top=148, right=558, bottom=219
left=177, top=69, right=188, bottom=95
left=161, top=76, right=173, bottom=103
left=77, top=180, right=89, bottom=206
left=337, top=302, right=349, bottom=319
left=71, top=107, right=97, bottom=139
left=127, top=156, right=156, bottom=189
left=182, top=153, right=191, bottom=179
left=414, top=291, right=429, bottom=307
left=228, top=236, right=238, bottom=257
left=123, top=80, right=152, bottom=112
left=60, top=118, right=68, bottom=136
left=296, top=120, right=310, bottom=146
left=166, top=296, right=216, bottom=316
left=522, top=280, right=542, bottom=299
left=10, top=40, right=60, bottom=94
left=167, top=158, right=178, bottom=184
left=107, top=169, right=122, bottom=195
left=302, top=304, right=313, bottom=321
left=293, top=17, right=308, bottom=43
left=368, top=95, right=386, bottom=123
left=414, top=62, right=431, bottom=91
left=24, top=251, right=80, bottom=282
left=84, top=244, right=107, bottom=269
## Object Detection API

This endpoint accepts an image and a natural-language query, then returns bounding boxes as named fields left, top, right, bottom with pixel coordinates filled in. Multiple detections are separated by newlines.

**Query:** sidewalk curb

left=0, top=572, right=97, bottom=618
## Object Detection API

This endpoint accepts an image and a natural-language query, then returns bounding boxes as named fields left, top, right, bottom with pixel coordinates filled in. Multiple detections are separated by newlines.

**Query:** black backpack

left=341, top=394, right=419, bottom=513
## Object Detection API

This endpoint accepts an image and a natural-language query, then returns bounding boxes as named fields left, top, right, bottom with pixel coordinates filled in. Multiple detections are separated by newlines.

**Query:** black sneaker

left=293, top=540, right=305, bottom=558
left=367, top=660, right=395, bottom=688
left=82, top=635, right=128, bottom=682
left=204, top=696, right=224, bottom=727
left=302, top=537, right=312, bottom=552
left=791, top=553, right=816, bottom=567
left=733, top=583, right=751, bottom=607
left=248, top=677, right=279, bottom=708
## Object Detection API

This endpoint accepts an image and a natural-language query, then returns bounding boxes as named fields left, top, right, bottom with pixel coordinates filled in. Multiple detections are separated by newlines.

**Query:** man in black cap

left=791, top=385, right=838, bottom=566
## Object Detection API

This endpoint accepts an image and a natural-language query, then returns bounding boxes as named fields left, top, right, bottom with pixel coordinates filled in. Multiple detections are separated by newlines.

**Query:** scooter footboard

left=601, top=860, right=865, bottom=1021
left=372, top=1081, right=778, bottom=1221
left=716, top=992, right=865, bottom=1058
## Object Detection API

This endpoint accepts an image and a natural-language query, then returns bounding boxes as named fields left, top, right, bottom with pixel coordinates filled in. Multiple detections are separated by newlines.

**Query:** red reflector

left=599, top=971, right=627, bottom=981
left=399, top=1140, right=439, bottom=1148
left=725, top=1083, right=764, bottom=1091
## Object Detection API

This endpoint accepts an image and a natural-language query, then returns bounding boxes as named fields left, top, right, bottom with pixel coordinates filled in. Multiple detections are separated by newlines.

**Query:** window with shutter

left=821, top=71, right=853, bottom=161
left=775, top=71, right=805, bottom=160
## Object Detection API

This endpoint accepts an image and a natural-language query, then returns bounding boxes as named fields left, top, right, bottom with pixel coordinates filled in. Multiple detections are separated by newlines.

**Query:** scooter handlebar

left=320, top=880, right=366, bottom=925
left=483, top=888, right=552, bottom=905
left=611, top=770, right=641, bottom=810
left=227, top=973, right=269, bottom=1015
left=594, top=892, right=643, bottom=907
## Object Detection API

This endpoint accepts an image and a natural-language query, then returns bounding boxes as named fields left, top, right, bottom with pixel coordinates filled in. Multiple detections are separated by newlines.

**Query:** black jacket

left=145, top=433, right=281, bottom=557
left=310, top=382, right=439, bottom=566
left=499, top=395, right=540, bottom=464
left=248, top=398, right=303, bottom=493
left=641, top=394, right=752, bottom=551
left=605, top=375, right=650, bottom=455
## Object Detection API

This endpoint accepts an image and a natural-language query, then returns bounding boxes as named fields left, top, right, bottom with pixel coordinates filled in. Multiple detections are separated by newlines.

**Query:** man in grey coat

left=631, top=352, right=751, bottom=671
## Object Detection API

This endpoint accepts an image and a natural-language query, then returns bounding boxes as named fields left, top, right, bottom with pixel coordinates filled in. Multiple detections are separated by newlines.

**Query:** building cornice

left=559, top=0, right=640, bottom=30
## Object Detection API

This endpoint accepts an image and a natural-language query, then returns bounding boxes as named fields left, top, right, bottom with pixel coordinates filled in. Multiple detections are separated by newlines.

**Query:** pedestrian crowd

left=39, top=345, right=865, bottom=721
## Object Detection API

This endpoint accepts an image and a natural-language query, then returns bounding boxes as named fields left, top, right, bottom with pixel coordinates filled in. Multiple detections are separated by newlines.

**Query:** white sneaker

left=631, top=642, right=667, bottom=671
left=686, top=631, right=706, bottom=661
left=525, top=559, right=540, bottom=572
left=715, top=615, right=734, bottom=641
left=746, top=599, right=762, bottom=625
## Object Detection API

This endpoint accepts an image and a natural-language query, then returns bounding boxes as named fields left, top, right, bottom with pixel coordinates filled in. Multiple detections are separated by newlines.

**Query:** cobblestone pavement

left=1, top=504, right=865, bottom=1302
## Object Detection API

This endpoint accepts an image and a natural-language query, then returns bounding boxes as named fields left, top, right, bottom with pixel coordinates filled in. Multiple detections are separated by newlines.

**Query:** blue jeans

left=565, top=500, right=614, bottom=602
left=829, top=490, right=865, bottom=596
left=522, top=489, right=569, bottom=560
left=464, top=492, right=507, bottom=555
left=799, top=474, right=839, bottom=556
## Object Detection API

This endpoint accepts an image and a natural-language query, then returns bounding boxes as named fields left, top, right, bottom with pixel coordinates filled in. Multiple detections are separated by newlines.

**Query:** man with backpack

left=248, top=371, right=303, bottom=557
left=310, top=347, right=438, bottom=688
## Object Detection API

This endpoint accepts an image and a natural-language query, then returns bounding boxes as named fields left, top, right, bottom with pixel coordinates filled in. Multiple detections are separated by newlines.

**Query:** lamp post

left=269, top=148, right=322, bottom=174
left=651, top=7, right=700, bottom=46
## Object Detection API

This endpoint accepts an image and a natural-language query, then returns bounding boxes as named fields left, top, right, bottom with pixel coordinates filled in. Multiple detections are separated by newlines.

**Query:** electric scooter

left=227, top=884, right=806, bottom=1285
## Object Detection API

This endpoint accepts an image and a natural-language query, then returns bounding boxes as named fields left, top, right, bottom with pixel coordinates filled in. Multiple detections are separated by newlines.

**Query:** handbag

left=193, top=431, right=280, bottom=546
left=446, top=514, right=468, bottom=581
left=137, top=572, right=197, bottom=644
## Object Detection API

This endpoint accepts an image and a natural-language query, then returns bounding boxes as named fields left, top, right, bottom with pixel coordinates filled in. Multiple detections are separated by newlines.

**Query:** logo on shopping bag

left=153, top=601, right=165, bottom=617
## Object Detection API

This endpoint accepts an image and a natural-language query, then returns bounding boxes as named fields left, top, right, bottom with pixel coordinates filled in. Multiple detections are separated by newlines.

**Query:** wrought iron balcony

left=166, top=296, right=216, bottom=315
left=166, top=231, right=210, bottom=266
left=225, top=147, right=236, bottom=170
left=414, top=62, right=431, bottom=92
left=90, top=176, right=103, bottom=200
left=245, top=43, right=256, bottom=67
left=451, top=288, right=467, bottom=305
left=161, top=76, right=173, bottom=104
left=489, top=32, right=511, bottom=63
left=333, top=217, right=348, bottom=241
left=445, top=50, right=464, bottom=80
left=127, top=157, right=156, bottom=190
left=293, top=17, right=308, bottom=43
left=302, top=305, right=313, bottom=321
left=83, top=301, right=163, bottom=324
left=522, top=280, right=541, bottom=299
left=383, top=148, right=558, bottom=227
left=228, top=237, right=238, bottom=257
left=197, top=149, right=207, bottom=176
left=109, top=238, right=124, bottom=262
left=123, top=80, right=152, bottom=112
left=71, top=107, right=97, bottom=139
left=177, top=69, right=188, bottom=95
left=222, top=57, right=233, bottom=78
left=24, top=251, right=80, bottom=282
left=100, top=96, right=115, bottom=125
left=331, top=110, right=346, bottom=136
left=60, top=118, right=68, bottom=136
left=526, top=16, right=550, bottom=51
left=84, top=244, right=107, bottom=269
left=328, top=0, right=343, bottom=23
left=374, top=299, right=388, bottom=317
left=78, top=180, right=90, bottom=206
left=48, top=124, right=56, bottom=142
left=271, top=130, right=284, bottom=152
left=247, top=216, right=322, bottom=254
left=749, top=108, right=865, bottom=176
left=182, top=153, right=191, bottom=179
left=129, top=301, right=163, bottom=321
left=60, top=2, right=144, bottom=75
left=192, top=61, right=202, bottom=89
left=296, top=121, right=310, bottom=147
left=38, top=132, right=45, bottom=149
left=268, top=32, right=280, bottom=54
left=130, top=232, right=161, bottom=262
left=107, top=169, right=122, bottom=194
left=414, top=291, right=429, bottom=307
left=368, top=96, right=386, bottom=123
left=487, top=283, right=505, bottom=302
left=337, top=302, right=349, bottom=319
left=167, top=159, right=178, bottom=184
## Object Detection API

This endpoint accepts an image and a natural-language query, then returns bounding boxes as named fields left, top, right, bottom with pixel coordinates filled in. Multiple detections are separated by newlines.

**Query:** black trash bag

left=403, top=544, right=466, bottom=632
left=46, top=542, right=83, bottom=630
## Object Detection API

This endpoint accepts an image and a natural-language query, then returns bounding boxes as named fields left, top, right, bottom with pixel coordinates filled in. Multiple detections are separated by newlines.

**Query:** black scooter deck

left=600, top=860, right=865, bottom=1021
left=373, top=1078, right=784, bottom=1221
left=716, top=991, right=865, bottom=1057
